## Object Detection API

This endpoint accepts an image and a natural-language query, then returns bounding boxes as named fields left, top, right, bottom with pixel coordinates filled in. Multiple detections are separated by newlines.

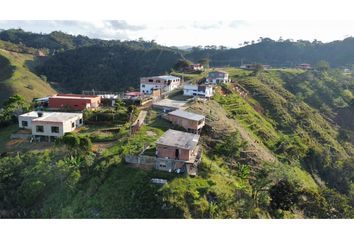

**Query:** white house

left=183, top=84, right=213, bottom=98
left=140, top=75, right=181, bottom=94
left=205, top=71, right=229, bottom=84
left=18, top=111, right=83, bottom=141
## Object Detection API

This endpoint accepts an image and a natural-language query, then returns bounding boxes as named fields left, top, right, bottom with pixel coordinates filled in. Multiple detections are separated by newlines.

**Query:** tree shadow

left=0, top=55, right=15, bottom=82
left=24, top=55, right=43, bottom=73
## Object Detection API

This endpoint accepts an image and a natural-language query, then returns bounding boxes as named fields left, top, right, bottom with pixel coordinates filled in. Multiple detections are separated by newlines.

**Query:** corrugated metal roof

left=156, top=129, right=200, bottom=150
left=168, top=110, right=205, bottom=121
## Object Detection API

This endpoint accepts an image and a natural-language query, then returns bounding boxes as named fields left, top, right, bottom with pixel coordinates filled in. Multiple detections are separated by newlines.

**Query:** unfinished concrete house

left=125, top=129, right=202, bottom=175
left=155, top=129, right=201, bottom=175
left=164, top=110, right=205, bottom=133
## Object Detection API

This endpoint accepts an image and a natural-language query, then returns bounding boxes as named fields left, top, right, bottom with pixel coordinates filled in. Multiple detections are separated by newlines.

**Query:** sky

left=1, top=20, right=354, bottom=48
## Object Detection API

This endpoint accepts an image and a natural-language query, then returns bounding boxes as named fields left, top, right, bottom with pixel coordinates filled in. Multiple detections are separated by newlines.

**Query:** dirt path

left=188, top=100, right=277, bottom=163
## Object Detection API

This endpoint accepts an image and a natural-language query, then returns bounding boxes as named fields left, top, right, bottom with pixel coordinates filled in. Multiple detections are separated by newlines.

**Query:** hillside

left=0, top=43, right=56, bottom=105
left=270, top=68, right=354, bottom=140
left=0, top=67, right=353, bottom=219
left=186, top=38, right=354, bottom=67
left=0, top=28, right=183, bottom=53
left=35, top=44, right=183, bottom=93
left=0, top=29, right=108, bottom=52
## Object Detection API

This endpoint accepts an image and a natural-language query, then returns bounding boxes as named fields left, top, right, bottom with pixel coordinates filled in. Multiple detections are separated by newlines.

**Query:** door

left=175, top=149, right=179, bottom=160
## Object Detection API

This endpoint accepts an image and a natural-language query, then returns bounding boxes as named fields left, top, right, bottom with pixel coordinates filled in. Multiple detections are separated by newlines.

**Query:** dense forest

left=186, top=37, right=354, bottom=67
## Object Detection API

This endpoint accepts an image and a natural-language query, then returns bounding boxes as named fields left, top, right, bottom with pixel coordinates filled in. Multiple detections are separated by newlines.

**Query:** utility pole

left=129, top=108, right=133, bottom=136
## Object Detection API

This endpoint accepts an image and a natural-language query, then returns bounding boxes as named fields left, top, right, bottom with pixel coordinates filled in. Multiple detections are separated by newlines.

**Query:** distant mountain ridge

left=185, top=38, right=354, bottom=67
left=3, top=29, right=354, bottom=68
left=2, top=29, right=354, bottom=94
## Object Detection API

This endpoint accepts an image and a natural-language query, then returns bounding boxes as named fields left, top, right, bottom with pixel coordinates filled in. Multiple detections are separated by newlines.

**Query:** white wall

left=140, top=76, right=181, bottom=94
left=32, top=122, right=64, bottom=137
left=183, top=85, right=213, bottom=97
left=30, top=113, right=83, bottom=137
left=18, top=115, right=38, bottom=129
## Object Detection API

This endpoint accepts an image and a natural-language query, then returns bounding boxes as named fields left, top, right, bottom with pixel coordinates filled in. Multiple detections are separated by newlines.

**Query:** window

left=38, top=112, right=43, bottom=117
left=159, top=163, right=167, bottom=168
left=22, top=121, right=28, bottom=127
left=142, top=84, right=145, bottom=87
left=72, top=122, right=75, bottom=128
left=148, top=79, right=153, bottom=82
left=51, top=126, right=59, bottom=133
left=156, top=80, right=160, bottom=83
left=79, top=119, right=83, bottom=124
left=36, top=125, right=44, bottom=133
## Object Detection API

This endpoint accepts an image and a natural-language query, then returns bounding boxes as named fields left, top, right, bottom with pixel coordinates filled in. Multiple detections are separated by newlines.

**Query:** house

left=240, top=64, right=256, bottom=70
left=240, top=64, right=271, bottom=70
left=99, top=94, right=119, bottom=107
left=343, top=68, right=351, bottom=74
left=152, top=98, right=188, bottom=112
left=18, top=111, right=83, bottom=142
left=164, top=109, right=205, bottom=133
left=206, top=70, right=229, bottom=84
left=155, top=129, right=201, bottom=174
left=140, top=75, right=181, bottom=94
left=185, top=64, right=204, bottom=72
left=123, top=91, right=144, bottom=99
left=298, top=63, right=312, bottom=70
left=183, top=84, right=213, bottom=98
left=48, top=94, right=101, bottom=111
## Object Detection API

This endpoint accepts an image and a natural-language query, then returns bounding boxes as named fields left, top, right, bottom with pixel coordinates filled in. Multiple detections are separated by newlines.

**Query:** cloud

left=105, top=20, right=145, bottom=31
left=229, top=20, right=248, bottom=28
left=192, top=21, right=224, bottom=30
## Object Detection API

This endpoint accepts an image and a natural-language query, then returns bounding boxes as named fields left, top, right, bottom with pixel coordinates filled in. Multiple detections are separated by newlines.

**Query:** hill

left=35, top=44, right=183, bottom=93
left=0, top=68, right=353, bottom=219
left=0, top=41, right=56, bottom=105
left=0, top=28, right=182, bottom=53
left=0, top=29, right=107, bottom=52
left=186, top=38, right=354, bottom=67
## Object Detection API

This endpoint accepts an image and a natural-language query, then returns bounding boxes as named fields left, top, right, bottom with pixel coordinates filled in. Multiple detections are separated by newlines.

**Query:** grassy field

left=0, top=48, right=56, bottom=104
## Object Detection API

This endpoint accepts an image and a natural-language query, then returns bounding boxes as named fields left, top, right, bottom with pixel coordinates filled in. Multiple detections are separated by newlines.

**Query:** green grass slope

left=0, top=46, right=56, bottom=105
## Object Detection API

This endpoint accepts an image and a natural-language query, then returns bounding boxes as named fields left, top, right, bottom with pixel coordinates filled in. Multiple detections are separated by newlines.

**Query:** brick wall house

left=164, top=110, right=205, bottom=133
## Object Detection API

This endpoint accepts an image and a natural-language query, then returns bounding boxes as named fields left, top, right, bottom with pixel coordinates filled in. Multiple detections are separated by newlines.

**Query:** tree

left=253, top=64, right=264, bottom=74
left=214, top=132, right=247, bottom=159
left=173, top=59, right=192, bottom=71
left=0, top=94, right=30, bottom=127
left=341, top=89, right=353, bottom=103
left=198, top=58, right=210, bottom=68
left=127, top=104, right=137, bottom=114
left=269, top=179, right=299, bottom=211
left=79, top=135, right=93, bottom=153
left=315, top=60, right=330, bottom=72
left=62, top=133, right=80, bottom=150
left=114, top=98, right=126, bottom=112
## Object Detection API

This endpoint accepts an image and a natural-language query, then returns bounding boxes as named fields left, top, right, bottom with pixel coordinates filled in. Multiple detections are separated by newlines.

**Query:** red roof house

left=48, top=94, right=101, bottom=111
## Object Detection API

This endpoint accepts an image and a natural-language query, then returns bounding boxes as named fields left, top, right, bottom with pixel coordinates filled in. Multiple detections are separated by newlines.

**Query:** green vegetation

left=186, top=37, right=354, bottom=67
left=35, top=44, right=182, bottom=93
left=0, top=46, right=56, bottom=105
left=0, top=29, right=353, bottom=219
left=0, top=95, right=30, bottom=128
